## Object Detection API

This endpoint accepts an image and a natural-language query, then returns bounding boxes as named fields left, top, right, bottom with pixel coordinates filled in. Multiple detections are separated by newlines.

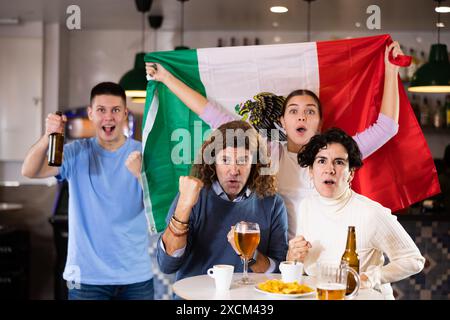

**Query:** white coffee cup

left=279, top=261, right=303, bottom=283
left=207, top=264, right=234, bottom=292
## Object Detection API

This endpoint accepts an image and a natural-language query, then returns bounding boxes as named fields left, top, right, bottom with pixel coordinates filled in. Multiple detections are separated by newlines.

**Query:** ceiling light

left=270, top=6, right=288, bottom=13
left=0, top=18, right=20, bottom=25
left=131, top=97, right=147, bottom=103
left=409, top=0, right=450, bottom=93
left=435, top=6, right=450, bottom=13
left=408, top=44, right=450, bottom=93
left=119, top=0, right=152, bottom=103
left=119, top=53, right=149, bottom=100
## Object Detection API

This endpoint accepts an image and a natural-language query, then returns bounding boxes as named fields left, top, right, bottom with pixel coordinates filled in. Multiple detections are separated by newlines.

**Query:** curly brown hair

left=190, top=120, right=277, bottom=198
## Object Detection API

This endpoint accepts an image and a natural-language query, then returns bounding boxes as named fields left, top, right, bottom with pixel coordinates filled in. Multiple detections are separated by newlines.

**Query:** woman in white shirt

left=287, top=128, right=425, bottom=299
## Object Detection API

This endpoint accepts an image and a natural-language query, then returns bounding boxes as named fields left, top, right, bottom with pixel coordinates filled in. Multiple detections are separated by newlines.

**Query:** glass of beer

left=234, top=221, right=260, bottom=285
left=316, top=261, right=360, bottom=300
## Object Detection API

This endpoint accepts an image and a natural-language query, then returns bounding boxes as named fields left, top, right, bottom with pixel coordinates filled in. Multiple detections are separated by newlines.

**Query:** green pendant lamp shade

left=409, top=44, right=450, bottom=93
left=118, top=0, right=153, bottom=103
left=119, top=52, right=147, bottom=102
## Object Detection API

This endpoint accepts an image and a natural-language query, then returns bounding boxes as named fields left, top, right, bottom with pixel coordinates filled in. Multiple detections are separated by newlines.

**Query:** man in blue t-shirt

left=22, top=82, right=153, bottom=300
left=157, top=120, right=288, bottom=283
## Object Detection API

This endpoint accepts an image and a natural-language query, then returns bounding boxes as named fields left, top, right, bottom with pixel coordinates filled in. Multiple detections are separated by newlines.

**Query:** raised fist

left=177, top=176, right=204, bottom=209
left=125, top=151, right=142, bottom=179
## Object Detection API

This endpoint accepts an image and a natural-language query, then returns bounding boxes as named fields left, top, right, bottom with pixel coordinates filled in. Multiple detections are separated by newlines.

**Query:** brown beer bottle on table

left=341, top=226, right=360, bottom=294
left=48, top=111, right=64, bottom=167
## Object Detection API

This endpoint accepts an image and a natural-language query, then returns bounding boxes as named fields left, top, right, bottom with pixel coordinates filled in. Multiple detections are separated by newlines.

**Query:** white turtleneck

left=276, top=143, right=318, bottom=240
left=296, top=189, right=425, bottom=300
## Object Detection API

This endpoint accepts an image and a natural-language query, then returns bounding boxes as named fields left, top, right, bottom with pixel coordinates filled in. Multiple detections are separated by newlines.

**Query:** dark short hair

left=298, top=128, right=363, bottom=169
left=282, top=89, right=322, bottom=119
left=90, top=82, right=126, bottom=105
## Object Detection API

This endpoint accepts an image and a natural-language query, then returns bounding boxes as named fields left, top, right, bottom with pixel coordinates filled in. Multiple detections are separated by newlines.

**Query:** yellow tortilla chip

left=257, top=279, right=314, bottom=294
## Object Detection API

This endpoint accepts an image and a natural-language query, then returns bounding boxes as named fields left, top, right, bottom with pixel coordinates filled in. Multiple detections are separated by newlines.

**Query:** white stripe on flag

left=142, top=90, right=159, bottom=151
left=197, top=42, right=319, bottom=112
left=141, top=169, right=157, bottom=234
left=141, top=90, right=159, bottom=234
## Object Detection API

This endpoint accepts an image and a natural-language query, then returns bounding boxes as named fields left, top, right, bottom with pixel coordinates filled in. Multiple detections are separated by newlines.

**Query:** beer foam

left=317, top=283, right=346, bottom=291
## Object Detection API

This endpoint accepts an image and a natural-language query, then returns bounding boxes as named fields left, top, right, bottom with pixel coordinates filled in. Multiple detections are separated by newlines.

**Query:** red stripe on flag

left=317, top=34, right=441, bottom=212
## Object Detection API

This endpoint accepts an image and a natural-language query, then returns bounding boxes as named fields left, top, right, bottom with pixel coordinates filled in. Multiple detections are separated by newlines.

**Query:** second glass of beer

left=316, top=260, right=360, bottom=300
left=234, top=221, right=260, bottom=285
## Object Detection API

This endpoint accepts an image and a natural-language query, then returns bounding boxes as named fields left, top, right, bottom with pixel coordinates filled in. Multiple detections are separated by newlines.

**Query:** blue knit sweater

left=157, top=187, right=288, bottom=281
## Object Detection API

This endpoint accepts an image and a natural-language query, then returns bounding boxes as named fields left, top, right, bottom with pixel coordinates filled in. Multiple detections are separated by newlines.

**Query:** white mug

left=279, top=261, right=303, bottom=283
left=207, top=264, right=234, bottom=292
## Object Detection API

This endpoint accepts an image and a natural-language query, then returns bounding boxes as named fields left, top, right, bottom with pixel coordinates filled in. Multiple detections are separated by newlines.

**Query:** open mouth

left=102, top=125, right=116, bottom=134
left=323, top=180, right=335, bottom=185
left=296, top=126, right=307, bottom=134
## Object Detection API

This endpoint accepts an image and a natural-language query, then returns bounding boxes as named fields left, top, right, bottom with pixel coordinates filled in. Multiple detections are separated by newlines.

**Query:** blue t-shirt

left=57, top=137, right=152, bottom=285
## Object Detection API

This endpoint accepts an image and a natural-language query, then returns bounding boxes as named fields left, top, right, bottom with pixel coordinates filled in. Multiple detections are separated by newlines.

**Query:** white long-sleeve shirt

left=296, top=189, right=425, bottom=300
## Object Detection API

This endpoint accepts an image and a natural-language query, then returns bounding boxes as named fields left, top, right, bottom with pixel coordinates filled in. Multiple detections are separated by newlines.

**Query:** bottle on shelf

left=410, top=94, right=420, bottom=123
left=48, top=111, right=65, bottom=167
left=433, top=100, right=444, bottom=129
left=230, top=37, right=236, bottom=46
left=420, top=97, right=430, bottom=128
left=341, top=226, right=360, bottom=294
left=217, top=38, right=223, bottom=47
left=446, top=95, right=450, bottom=128
left=441, top=99, right=447, bottom=129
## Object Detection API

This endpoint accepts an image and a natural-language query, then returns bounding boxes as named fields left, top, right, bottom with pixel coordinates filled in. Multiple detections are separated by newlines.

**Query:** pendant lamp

left=119, top=0, right=153, bottom=103
left=409, top=0, right=450, bottom=93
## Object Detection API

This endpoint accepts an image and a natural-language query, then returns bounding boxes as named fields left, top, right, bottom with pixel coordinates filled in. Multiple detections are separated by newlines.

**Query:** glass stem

left=243, top=258, right=249, bottom=282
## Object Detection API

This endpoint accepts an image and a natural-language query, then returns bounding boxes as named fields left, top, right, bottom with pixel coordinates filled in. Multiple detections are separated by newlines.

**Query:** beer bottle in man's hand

left=48, top=111, right=64, bottom=167
left=341, top=226, right=360, bottom=294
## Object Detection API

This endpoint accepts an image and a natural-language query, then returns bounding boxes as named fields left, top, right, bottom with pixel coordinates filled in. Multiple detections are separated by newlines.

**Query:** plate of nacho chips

left=255, top=279, right=315, bottom=298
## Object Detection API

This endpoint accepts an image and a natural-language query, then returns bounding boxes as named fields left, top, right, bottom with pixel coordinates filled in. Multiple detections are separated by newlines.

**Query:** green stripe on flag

left=142, top=49, right=211, bottom=233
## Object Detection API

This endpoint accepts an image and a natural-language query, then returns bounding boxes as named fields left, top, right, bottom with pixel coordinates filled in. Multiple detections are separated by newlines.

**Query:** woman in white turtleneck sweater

left=287, top=128, right=425, bottom=300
